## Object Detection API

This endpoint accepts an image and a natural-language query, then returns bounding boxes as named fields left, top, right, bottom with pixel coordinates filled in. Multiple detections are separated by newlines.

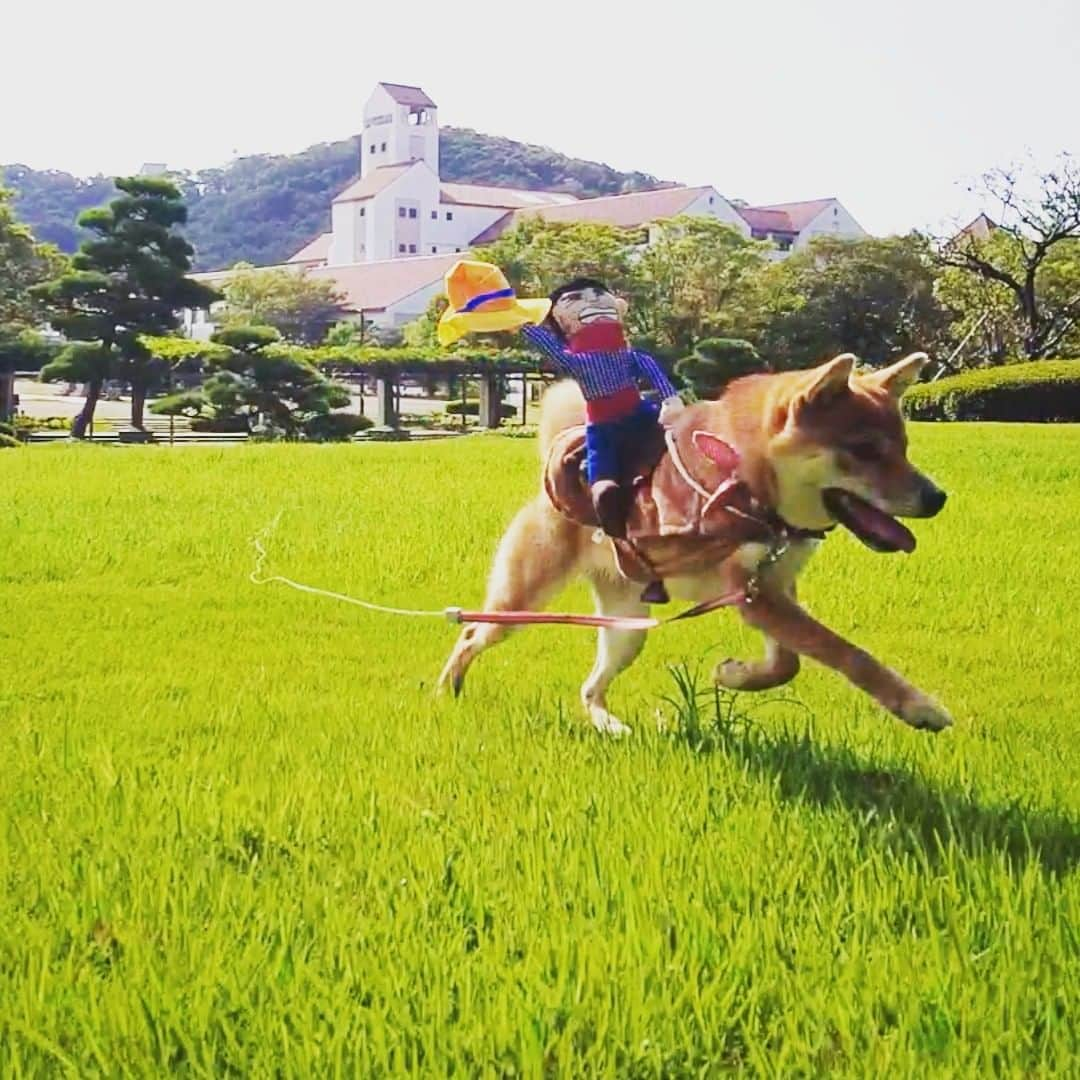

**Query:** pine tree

left=34, top=177, right=218, bottom=437
left=152, top=326, right=357, bottom=439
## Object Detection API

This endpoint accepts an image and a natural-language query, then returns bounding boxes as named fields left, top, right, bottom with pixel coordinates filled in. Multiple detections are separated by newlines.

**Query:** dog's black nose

left=922, top=486, right=947, bottom=516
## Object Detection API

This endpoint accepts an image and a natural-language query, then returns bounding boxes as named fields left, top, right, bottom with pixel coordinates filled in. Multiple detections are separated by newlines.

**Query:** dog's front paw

left=899, top=694, right=953, bottom=732
left=714, top=655, right=799, bottom=692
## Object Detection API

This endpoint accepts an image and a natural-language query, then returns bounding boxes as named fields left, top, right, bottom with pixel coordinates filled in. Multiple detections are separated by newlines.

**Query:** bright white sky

left=2, top=0, right=1076, bottom=236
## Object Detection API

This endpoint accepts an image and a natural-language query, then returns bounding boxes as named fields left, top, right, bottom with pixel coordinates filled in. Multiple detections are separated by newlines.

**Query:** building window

left=709, top=196, right=715, bottom=204
left=408, top=207, right=417, bottom=219
left=399, top=207, right=406, bottom=218
left=407, top=244, right=415, bottom=253
left=431, top=210, right=437, bottom=219
left=446, top=211, right=454, bottom=221
left=381, top=142, right=387, bottom=153
left=398, top=244, right=406, bottom=253
left=370, top=145, right=376, bottom=154
left=431, top=246, right=437, bottom=253
left=359, top=206, right=365, bottom=216
left=455, top=247, right=461, bottom=252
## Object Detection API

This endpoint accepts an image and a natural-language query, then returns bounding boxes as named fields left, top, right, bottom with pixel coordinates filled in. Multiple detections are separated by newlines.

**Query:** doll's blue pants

left=584, top=399, right=660, bottom=485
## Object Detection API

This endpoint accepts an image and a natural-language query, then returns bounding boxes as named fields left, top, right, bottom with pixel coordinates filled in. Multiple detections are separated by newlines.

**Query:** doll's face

left=551, top=285, right=629, bottom=337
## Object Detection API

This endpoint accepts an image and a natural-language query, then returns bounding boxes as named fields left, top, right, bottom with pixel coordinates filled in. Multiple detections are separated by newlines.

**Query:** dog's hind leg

left=437, top=498, right=581, bottom=697
left=580, top=572, right=650, bottom=737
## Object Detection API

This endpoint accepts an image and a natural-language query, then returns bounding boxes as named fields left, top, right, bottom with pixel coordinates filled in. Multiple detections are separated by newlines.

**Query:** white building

left=734, top=199, right=867, bottom=257
left=185, top=81, right=867, bottom=338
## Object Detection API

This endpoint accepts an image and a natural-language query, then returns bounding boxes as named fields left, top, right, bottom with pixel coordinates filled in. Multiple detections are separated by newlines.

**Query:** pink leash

left=445, top=586, right=746, bottom=632
left=251, top=518, right=746, bottom=633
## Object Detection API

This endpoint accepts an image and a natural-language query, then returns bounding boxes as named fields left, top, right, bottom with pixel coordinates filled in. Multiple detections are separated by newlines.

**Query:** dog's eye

left=847, top=441, right=880, bottom=462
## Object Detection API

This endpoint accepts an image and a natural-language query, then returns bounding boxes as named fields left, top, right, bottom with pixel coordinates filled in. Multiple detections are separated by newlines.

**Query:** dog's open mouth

left=822, top=489, right=916, bottom=553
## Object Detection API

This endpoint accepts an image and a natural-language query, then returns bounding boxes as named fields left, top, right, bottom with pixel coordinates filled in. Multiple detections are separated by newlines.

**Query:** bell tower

left=360, top=82, right=439, bottom=178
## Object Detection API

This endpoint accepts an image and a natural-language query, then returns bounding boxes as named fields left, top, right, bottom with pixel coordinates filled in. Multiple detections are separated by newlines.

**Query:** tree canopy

left=930, top=156, right=1080, bottom=360
left=0, top=185, right=66, bottom=330
left=468, top=216, right=768, bottom=361
left=756, top=235, right=951, bottom=370
left=218, top=263, right=351, bottom=344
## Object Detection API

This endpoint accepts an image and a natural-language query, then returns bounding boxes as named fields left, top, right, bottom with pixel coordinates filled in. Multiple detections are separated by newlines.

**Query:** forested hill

left=3, top=129, right=670, bottom=270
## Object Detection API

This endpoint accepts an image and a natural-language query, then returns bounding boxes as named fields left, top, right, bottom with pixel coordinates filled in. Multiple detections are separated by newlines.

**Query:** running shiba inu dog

left=439, top=352, right=951, bottom=736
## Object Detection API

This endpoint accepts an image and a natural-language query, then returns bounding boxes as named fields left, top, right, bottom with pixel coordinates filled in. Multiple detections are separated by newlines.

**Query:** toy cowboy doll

left=438, top=260, right=684, bottom=604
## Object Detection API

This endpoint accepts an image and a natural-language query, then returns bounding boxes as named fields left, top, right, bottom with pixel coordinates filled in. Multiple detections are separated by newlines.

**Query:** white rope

left=249, top=514, right=448, bottom=619
left=249, top=514, right=736, bottom=631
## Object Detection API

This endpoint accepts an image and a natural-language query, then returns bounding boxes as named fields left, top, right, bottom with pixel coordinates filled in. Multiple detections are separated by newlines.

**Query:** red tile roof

left=736, top=207, right=797, bottom=234
left=751, top=198, right=835, bottom=231
left=470, top=186, right=708, bottom=244
left=440, top=181, right=578, bottom=209
left=333, top=164, right=414, bottom=204
left=378, top=82, right=437, bottom=108
left=307, top=253, right=459, bottom=312
left=953, top=213, right=997, bottom=243
left=288, top=232, right=332, bottom=264
left=192, top=253, right=458, bottom=313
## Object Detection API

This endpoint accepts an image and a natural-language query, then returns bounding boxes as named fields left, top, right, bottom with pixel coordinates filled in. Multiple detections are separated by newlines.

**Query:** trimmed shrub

left=303, top=412, right=374, bottom=441
left=444, top=398, right=516, bottom=419
left=676, top=338, right=762, bottom=399
left=903, top=361, right=1080, bottom=422
left=12, top=415, right=70, bottom=433
left=190, top=416, right=249, bottom=433
left=151, top=391, right=207, bottom=417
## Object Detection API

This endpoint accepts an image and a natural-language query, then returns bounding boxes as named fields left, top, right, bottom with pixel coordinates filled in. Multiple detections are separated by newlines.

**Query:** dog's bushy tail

left=538, top=380, right=586, bottom=460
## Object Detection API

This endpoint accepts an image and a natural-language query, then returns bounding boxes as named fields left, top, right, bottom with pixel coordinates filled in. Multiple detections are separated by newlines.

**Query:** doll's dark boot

left=591, top=480, right=629, bottom=540
left=640, top=580, right=670, bottom=605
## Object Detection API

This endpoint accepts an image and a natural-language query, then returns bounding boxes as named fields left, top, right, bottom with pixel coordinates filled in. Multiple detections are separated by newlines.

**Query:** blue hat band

left=458, top=287, right=515, bottom=313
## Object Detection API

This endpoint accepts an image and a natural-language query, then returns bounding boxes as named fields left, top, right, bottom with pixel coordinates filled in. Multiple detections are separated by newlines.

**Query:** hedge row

left=444, top=398, right=517, bottom=419
left=903, top=361, right=1080, bottom=421
left=141, top=336, right=541, bottom=374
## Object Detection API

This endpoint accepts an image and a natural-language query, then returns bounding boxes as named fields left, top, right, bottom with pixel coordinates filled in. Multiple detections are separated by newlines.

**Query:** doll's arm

left=630, top=350, right=683, bottom=418
left=520, top=324, right=575, bottom=375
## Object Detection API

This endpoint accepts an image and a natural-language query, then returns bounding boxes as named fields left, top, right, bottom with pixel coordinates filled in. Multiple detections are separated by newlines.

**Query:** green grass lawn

left=2, top=426, right=1078, bottom=1076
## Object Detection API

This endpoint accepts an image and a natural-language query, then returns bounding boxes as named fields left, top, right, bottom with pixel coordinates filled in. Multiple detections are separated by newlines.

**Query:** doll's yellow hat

left=437, top=260, right=551, bottom=346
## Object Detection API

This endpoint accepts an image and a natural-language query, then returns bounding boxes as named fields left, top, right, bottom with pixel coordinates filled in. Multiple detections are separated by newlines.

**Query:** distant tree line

left=2, top=154, right=1077, bottom=440
left=1, top=129, right=669, bottom=271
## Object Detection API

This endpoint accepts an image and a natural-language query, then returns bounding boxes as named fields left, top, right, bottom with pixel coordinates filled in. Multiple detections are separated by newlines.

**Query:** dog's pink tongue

left=848, top=499, right=916, bottom=553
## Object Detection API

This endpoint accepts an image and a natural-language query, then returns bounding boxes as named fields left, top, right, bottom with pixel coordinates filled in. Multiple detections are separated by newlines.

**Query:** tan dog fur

left=439, top=353, right=952, bottom=736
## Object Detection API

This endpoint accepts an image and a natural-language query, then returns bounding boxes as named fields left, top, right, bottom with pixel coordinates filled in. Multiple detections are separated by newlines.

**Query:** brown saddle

left=543, top=404, right=772, bottom=583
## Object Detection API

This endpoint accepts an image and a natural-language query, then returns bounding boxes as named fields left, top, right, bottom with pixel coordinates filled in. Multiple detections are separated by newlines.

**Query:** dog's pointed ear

left=789, top=354, right=855, bottom=420
left=805, top=353, right=856, bottom=402
left=865, top=352, right=928, bottom=399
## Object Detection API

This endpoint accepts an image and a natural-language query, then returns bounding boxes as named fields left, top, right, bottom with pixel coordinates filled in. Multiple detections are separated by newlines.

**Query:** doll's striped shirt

left=520, top=325, right=677, bottom=402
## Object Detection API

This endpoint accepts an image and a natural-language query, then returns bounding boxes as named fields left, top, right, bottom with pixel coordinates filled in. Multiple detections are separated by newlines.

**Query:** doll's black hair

left=544, top=277, right=614, bottom=340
